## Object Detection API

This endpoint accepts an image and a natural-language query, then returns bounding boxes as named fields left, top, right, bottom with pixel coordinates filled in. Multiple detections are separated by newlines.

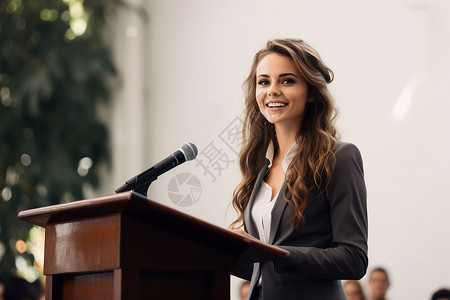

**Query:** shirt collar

left=265, top=140, right=298, bottom=174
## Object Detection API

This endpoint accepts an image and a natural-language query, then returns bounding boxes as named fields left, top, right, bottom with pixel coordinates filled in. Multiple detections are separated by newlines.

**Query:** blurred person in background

left=368, top=267, right=390, bottom=300
left=240, top=281, right=250, bottom=300
left=344, top=280, right=366, bottom=300
left=431, top=288, right=450, bottom=300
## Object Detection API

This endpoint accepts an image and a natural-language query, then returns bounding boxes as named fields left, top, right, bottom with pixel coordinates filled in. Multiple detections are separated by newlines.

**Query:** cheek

left=256, top=89, right=266, bottom=107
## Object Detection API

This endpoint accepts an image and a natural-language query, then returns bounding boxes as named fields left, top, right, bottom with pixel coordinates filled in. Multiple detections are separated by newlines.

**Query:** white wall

left=107, top=0, right=450, bottom=299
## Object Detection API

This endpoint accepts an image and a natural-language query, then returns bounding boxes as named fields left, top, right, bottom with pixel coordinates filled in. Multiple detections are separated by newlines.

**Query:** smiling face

left=255, top=52, right=310, bottom=131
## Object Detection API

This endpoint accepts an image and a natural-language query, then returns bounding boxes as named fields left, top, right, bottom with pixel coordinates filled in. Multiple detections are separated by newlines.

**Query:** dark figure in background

left=230, top=38, right=368, bottom=300
left=3, top=276, right=43, bottom=300
left=368, top=267, right=390, bottom=300
left=0, top=280, right=5, bottom=300
left=432, top=288, right=450, bottom=300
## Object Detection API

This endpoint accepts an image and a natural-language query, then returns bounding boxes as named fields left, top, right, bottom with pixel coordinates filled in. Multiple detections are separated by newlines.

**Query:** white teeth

left=267, top=102, right=287, bottom=108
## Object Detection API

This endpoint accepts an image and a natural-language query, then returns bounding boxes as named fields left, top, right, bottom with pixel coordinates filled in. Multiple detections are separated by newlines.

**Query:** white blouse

left=251, top=181, right=279, bottom=243
left=251, top=141, right=298, bottom=243
left=250, top=141, right=297, bottom=285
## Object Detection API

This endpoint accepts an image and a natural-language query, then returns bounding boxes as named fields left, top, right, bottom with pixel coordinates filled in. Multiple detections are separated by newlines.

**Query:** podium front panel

left=44, top=214, right=121, bottom=274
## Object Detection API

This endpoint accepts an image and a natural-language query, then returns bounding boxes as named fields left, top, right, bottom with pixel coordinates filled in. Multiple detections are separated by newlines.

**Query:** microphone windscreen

left=180, top=142, right=198, bottom=161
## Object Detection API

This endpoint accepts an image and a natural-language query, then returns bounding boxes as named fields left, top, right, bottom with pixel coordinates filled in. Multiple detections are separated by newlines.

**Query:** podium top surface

left=18, top=191, right=289, bottom=263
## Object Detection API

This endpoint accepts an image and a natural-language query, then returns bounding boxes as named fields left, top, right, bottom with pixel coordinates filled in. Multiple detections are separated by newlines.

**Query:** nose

left=268, top=83, right=280, bottom=96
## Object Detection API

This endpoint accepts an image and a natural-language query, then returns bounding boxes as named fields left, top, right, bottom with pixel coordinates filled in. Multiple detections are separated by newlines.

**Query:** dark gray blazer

left=233, top=142, right=368, bottom=300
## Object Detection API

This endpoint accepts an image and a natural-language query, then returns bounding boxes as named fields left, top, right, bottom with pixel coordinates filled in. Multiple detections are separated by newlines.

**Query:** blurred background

left=1, top=0, right=449, bottom=299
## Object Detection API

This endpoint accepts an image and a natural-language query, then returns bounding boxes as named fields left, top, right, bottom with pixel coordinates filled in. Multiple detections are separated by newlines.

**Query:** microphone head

left=180, top=142, right=198, bottom=161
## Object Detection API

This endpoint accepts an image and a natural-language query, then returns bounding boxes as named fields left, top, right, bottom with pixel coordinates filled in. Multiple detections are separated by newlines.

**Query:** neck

left=274, top=124, right=298, bottom=157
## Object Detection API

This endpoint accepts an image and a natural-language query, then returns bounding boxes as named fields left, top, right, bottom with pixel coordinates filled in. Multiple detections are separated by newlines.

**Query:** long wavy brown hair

left=230, top=39, right=340, bottom=228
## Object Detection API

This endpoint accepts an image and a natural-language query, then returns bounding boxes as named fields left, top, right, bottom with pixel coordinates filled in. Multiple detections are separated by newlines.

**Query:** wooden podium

left=18, top=191, right=289, bottom=299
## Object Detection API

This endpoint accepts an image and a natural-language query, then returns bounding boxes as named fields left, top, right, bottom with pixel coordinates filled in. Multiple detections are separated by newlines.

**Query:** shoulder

left=336, top=141, right=360, bottom=153
left=333, top=141, right=364, bottom=172
left=335, top=141, right=362, bottom=160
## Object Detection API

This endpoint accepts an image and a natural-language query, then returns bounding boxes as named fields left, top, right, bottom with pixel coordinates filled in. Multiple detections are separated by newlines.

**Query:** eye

left=258, top=79, right=270, bottom=86
left=281, top=78, right=295, bottom=84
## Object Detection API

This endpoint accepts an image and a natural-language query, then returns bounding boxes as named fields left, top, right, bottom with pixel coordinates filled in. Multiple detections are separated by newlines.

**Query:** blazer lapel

left=244, top=159, right=270, bottom=239
left=247, top=262, right=261, bottom=300
left=268, top=180, right=288, bottom=245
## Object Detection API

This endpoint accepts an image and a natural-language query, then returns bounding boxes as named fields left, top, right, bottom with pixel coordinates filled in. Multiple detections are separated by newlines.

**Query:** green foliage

left=0, top=0, right=122, bottom=280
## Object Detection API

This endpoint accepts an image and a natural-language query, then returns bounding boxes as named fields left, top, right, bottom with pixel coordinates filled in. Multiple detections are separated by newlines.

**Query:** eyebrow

left=256, top=73, right=299, bottom=78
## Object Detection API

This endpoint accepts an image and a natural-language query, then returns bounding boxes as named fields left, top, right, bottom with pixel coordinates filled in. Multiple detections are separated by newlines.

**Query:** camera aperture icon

left=167, top=173, right=202, bottom=207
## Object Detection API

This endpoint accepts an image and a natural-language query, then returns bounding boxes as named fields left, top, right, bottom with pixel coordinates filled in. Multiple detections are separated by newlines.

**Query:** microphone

left=115, top=142, right=198, bottom=196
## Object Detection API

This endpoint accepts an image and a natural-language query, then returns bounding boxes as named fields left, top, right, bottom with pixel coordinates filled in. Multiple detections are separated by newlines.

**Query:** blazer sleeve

left=274, top=142, right=368, bottom=280
left=230, top=223, right=255, bottom=281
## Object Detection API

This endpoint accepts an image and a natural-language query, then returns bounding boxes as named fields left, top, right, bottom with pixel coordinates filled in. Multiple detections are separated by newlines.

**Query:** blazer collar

left=244, top=159, right=270, bottom=239
left=244, top=159, right=289, bottom=245
left=268, top=180, right=288, bottom=245
left=266, top=140, right=298, bottom=174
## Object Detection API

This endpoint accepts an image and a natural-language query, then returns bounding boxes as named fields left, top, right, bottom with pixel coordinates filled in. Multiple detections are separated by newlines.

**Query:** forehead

left=256, top=53, right=298, bottom=75
left=371, top=270, right=388, bottom=278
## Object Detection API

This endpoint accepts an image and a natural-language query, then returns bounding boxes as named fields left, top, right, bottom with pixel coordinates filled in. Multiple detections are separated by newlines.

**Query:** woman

left=230, top=39, right=368, bottom=299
